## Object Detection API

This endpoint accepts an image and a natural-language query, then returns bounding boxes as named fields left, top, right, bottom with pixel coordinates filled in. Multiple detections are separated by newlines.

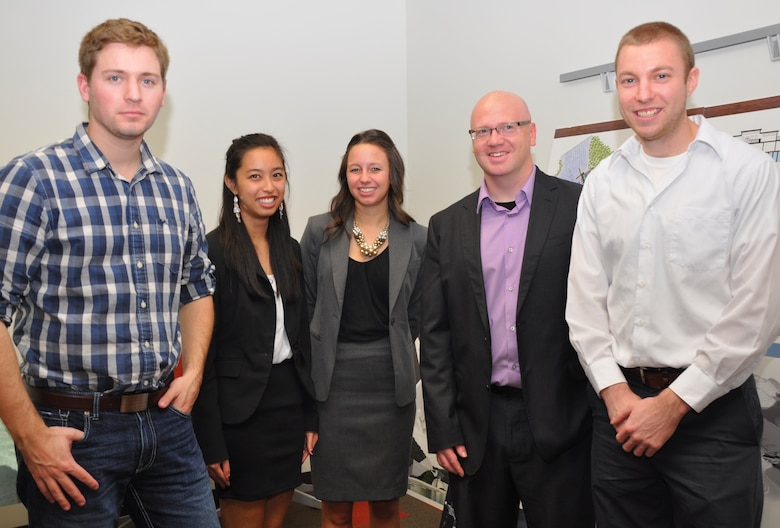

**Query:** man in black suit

left=420, top=90, right=594, bottom=528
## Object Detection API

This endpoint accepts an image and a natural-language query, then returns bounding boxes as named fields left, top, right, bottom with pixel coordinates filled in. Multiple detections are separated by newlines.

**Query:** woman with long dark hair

left=301, top=129, right=426, bottom=528
left=193, top=133, right=317, bottom=528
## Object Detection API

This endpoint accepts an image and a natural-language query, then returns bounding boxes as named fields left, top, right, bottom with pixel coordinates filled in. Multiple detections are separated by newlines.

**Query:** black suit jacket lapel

left=461, top=192, right=491, bottom=337
left=517, top=170, right=557, bottom=312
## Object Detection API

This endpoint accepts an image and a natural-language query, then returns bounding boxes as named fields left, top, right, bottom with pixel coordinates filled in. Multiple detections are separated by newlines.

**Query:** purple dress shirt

left=478, top=169, right=535, bottom=389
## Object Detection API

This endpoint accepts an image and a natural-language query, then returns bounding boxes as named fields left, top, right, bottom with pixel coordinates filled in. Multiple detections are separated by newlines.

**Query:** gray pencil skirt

left=311, top=337, right=415, bottom=502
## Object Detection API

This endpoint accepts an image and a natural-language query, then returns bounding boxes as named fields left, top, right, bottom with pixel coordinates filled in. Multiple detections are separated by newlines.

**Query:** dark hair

left=325, top=129, right=413, bottom=241
left=79, top=18, right=170, bottom=82
left=217, top=133, right=301, bottom=300
left=616, top=21, right=695, bottom=76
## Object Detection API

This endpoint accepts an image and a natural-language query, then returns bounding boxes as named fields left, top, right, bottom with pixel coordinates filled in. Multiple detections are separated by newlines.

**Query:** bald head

left=469, top=90, right=537, bottom=196
left=470, top=91, right=531, bottom=127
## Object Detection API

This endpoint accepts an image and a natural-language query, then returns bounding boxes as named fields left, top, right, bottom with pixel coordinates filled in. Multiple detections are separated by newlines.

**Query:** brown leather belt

left=26, top=384, right=168, bottom=413
left=621, top=367, right=685, bottom=390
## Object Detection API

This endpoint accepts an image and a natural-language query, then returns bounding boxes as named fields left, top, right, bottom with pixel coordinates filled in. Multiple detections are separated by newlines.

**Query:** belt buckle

left=119, top=392, right=150, bottom=413
left=639, top=368, right=647, bottom=385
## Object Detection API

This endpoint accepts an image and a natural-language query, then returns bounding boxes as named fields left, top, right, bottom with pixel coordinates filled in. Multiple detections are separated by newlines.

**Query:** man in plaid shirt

left=0, top=18, right=219, bottom=527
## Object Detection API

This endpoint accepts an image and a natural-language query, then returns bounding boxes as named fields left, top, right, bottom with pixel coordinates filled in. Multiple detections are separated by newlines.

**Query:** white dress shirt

left=566, top=115, right=780, bottom=412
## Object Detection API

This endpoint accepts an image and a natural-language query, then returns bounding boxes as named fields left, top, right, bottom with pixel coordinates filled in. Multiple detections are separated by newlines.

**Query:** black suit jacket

left=192, top=229, right=316, bottom=465
left=420, top=168, right=590, bottom=474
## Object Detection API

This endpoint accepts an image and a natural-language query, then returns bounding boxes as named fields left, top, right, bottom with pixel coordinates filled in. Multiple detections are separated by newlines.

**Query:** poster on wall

left=757, top=346, right=780, bottom=528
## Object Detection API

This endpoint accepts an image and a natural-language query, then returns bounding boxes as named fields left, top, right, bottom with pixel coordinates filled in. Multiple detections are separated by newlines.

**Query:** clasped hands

left=601, top=382, right=690, bottom=457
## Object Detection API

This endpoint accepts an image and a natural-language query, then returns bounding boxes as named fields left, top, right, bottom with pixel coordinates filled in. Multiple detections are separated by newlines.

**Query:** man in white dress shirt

left=566, top=21, right=780, bottom=528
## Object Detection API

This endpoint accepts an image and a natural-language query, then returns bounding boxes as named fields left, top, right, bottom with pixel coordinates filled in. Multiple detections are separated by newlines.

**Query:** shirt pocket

left=669, top=207, right=731, bottom=270
left=152, top=215, right=183, bottom=277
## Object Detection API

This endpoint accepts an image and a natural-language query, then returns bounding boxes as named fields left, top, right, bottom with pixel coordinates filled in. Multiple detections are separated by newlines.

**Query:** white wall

left=406, top=0, right=780, bottom=223
left=1, top=2, right=778, bottom=231
left=0, top=1, right=408, bottom=238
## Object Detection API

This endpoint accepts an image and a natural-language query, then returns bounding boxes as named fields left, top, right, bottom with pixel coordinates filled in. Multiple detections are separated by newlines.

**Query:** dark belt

left=488, top=383, right=523, bottom=398
left=26, top=384, right=168, bottom=413
left=621, top=366, right=685, bottom=390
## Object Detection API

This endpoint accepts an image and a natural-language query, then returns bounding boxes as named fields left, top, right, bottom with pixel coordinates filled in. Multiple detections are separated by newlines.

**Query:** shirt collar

left=612, top=114, right=725, bottom=168
left=476, top=165, right=536, bottom=214
left=74, top=122, right=162, bottom=179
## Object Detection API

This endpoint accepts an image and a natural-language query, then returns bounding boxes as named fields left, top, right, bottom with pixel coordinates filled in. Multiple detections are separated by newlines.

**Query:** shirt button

left=508, top=285, right=514, bottom=292
left=636, top=320, right=646, bottom=327
left=144, top=340, right=151, bottom=348
left=136, top=261, right=143, bottom=269
left=511, top=364, right=518, bottom=371
left=508, top=247, right=514, bottom=253
left=133, top=221, right=139, bottom=229
left=637, top=280, right=646, bottom=288
left=510, top=325, right=516, bottom=332
left=143, top=380, right=149, bottom=386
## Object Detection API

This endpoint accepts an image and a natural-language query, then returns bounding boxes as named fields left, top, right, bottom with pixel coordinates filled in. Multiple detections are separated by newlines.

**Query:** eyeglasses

left=468, top=120, right=531, bottom=141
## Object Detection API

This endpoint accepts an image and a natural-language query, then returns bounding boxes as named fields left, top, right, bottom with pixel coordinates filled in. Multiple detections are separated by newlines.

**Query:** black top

left=338, top=248, right=390, bottom=342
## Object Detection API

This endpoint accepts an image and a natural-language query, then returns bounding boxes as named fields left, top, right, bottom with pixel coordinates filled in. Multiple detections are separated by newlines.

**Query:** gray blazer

left=301, top=213, right=427, bottom=406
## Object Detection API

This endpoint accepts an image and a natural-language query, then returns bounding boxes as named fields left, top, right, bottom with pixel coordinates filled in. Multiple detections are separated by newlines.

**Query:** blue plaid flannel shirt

left=0, top=124, right=215, bottom=393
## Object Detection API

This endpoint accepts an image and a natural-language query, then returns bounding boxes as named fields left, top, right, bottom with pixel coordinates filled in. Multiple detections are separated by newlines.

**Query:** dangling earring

left=278, top=201, right=284, bottom=219
left=233, top=195, right=241, bottom=223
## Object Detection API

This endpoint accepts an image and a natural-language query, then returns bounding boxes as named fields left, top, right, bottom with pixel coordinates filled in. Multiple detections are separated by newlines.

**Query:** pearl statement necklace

left=352, top=220, right=388, bottom=257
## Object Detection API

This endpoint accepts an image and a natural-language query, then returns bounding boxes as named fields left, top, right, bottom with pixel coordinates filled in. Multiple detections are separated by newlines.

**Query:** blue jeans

left=17, top=402, right=220, bottom=528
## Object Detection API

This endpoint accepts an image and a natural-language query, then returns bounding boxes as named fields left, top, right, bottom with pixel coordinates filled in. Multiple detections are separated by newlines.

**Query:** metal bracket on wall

left=560, top=23, right=780, bottom=86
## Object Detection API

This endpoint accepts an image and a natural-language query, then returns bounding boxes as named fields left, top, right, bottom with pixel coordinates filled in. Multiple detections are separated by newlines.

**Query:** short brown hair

left=616, top=21, right=695, bottom=75
left=79, top=18, right=170, bottom=82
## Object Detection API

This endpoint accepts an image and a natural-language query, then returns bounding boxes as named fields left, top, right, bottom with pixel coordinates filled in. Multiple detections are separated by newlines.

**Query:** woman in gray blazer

left=301, top=130, right=426, bottom=528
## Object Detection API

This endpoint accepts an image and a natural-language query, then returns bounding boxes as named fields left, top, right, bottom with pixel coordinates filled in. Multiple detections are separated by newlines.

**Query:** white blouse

left=267, top=274, right=293, bottom=364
